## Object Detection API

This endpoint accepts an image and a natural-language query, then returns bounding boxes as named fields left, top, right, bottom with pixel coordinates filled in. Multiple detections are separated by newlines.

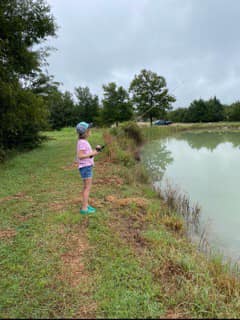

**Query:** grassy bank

left=1, top=125, right=240, bottom=318
left=141, top=121, right=240, bottom=140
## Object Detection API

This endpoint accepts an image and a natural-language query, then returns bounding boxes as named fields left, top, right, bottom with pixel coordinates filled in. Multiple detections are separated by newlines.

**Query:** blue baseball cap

left=76, top=122, right=93, bottom=134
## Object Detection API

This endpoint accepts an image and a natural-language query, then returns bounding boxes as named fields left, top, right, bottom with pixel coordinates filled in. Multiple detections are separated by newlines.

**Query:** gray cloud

left=46, top=0, right=240, bottom=107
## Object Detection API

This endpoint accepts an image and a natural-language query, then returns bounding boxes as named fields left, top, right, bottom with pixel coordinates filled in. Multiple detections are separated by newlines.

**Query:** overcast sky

left=45, top=0, right=240, bottom=108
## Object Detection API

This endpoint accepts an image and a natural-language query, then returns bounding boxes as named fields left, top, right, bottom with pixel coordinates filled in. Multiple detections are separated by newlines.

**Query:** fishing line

left=97, top=80, right=184, bottom=147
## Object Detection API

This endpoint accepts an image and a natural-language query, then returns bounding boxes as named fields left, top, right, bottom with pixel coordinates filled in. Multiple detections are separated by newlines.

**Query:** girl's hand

left=96, top=145, right=104, bottom=152
left=91, top=150, right=99, bottom=157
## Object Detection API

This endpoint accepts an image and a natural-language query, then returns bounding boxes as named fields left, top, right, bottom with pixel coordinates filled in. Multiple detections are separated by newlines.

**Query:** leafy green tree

left=129, top=69, right=176, bottom=125
left=48, top=90, right=76, bottom=130
left=226, top=101, right=240, bottom=121
left=75, top=86, right=99, bottom=124
left=0, top=0, right=57, bottom=151
left=0, top=81, right=48, bottom=149
left=168, top=97, right=225, bottom=123
left=205, top=97, right=224, bottom=122
left=62, top=91, right=76, bottom=126
left=0, top=0, right=56, bottom=81
left=102, top=82, right=133, bottom=126
left=30, top=72, right=60, bottom=97
left=186, top=99, right=209, bottom=122
left=167, top=108, right=189, bottom=122
left=29, top=73, right=76, bottom=130
left=186, top=97, right=224, bottom=123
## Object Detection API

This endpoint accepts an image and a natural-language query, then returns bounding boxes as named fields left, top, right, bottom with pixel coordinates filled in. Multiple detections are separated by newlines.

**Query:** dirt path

left=60, top=221, right=97, bottom=319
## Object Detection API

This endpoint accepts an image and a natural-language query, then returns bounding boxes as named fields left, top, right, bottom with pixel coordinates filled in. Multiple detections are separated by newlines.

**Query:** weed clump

left=110, top=121, right=144, bottom=146
left=154, top=182, right=201, bottom=237
left=161, top=215, right=185, bottom=234
left=121, top=121, right=144, bottom=146
left=105, top=123, right=144, bottom=166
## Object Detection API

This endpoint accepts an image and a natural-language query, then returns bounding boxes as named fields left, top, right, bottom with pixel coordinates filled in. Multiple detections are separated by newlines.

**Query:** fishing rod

left=71, top=80, right=185, bottom=165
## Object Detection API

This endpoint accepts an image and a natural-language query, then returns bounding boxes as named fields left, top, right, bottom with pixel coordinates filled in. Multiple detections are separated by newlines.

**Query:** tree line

left=168, top=97, right=240, bottom=123
left=43, top=80, right=240, bottom=131
left=1, top=0, right=240, bottom=159
left=46, top=70, right=176, bottom=130
left=0, top=2, right=175, bottom=156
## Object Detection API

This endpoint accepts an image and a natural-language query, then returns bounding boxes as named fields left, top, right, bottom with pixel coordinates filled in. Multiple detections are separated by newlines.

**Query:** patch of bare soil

left=49, top=201, right=66, bottom=212
left=94, top=176, right=124, bottom=186
left=165, top=310, right=187, bottom=319
left=106, top=195, right=148, bottom=208
left=14, top=213, right=34, bottom=222
left=0, top=229, right=17, bottom=239
left=106, top=195, right=149, bottom=254
left=153, top=259, right=192, bottom=283
left=152, top=258, right=194, bottom=313
left=0, top=192, right=33, bottom=204
left=61, top=162, right=78, bottom=170
left=59, top=223, right=97, bottom=319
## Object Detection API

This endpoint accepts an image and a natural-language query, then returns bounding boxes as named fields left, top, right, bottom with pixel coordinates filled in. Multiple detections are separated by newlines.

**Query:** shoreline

left=140, top=124, right=240, bottom=268
left=1, top=124, right=240, bottom=318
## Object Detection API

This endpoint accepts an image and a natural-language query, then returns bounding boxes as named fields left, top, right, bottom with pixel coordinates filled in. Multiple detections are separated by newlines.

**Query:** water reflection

left=142, top=131, right=240, bottom=260
left=177, top=131, right=240, bottom=151
left=143, top=142, right=174, bottom=181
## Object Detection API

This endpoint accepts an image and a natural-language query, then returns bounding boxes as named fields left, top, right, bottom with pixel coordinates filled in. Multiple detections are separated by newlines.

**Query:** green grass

left=87, top=213, right=165, bottom=318
left=142, top=121, right=240, bottom=141
left=1, top=125, right=240, bottom=318
left=0, top=128, right=97, bottom=318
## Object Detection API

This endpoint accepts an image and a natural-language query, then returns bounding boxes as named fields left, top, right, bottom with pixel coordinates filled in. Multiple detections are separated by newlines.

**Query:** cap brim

left=88, top=123, right=93, bottom=128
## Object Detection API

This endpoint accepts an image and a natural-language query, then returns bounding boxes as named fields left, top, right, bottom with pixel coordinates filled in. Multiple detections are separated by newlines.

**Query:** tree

left=102, top=82, right=133, bottom=126
left=167, top=108, right=189, bottom=123
left=48, top=90, right=76, bottom=130
left=0, top=82, right=48, bottom=149
left=0, top=0, right=56, bottom=81
left=0, top=0, right=57, bottom=151
left=75, top=87, right=99, bottom=124
left=29, top=73, right=77, bottom=130
left=226, top=101, right=240, bottom=121
left=186, top=99, right=208, bottom=122
left=205, top=97, right=224, bottom=122
left=30, top=72, right=60, bottom=97
left=129, top=69, right=176, bottom=125
left=185, top=97, right=224, bottom=123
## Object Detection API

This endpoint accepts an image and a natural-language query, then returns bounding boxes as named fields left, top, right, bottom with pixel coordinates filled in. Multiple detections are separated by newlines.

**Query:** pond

left=142, top=131, right=240, bottom=260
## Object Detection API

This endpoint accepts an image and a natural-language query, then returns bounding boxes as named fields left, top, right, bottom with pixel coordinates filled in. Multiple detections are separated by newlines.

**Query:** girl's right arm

left=78, top=150, right=99, bottom=159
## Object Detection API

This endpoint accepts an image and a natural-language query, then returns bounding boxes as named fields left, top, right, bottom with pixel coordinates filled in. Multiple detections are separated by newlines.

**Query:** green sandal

left=80, top=207, right=96, bottom=215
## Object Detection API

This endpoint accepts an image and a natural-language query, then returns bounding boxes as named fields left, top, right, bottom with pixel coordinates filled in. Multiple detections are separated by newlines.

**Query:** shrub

left=0, top=83, right=49, bottom=150
left=120, top=121, right=144, bottom=146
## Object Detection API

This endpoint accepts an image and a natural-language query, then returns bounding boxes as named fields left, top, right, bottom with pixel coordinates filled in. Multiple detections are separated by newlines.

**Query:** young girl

left=76, top=122, right=99, bottom=214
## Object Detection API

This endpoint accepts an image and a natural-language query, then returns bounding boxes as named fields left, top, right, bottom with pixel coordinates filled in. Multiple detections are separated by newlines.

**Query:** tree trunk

left=150, top=116, right=153, bottom=126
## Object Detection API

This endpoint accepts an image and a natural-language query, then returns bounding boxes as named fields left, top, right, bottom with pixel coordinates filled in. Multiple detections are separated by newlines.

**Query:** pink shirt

left=77, top=139, right=94, bottom=168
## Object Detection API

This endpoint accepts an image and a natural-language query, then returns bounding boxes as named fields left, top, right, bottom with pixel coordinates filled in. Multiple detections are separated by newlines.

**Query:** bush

left=110, top=122, right=144, bottom=145
left=0, top=82, right=49, bottom=150
left=121, top=121, right=144, bottom=146
left=115, top=148, right=135, bottom=166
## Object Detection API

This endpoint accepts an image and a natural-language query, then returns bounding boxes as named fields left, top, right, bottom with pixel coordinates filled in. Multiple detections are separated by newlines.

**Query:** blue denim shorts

left=79, top=165, right=93, bottom=179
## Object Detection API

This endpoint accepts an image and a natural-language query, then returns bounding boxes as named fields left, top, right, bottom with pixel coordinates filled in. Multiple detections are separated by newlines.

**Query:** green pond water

left=142, top=131, right=240, bottom=260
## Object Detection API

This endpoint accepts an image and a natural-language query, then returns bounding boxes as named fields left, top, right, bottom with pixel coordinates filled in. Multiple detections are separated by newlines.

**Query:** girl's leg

left=81, top=178, right=92, bottom=210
